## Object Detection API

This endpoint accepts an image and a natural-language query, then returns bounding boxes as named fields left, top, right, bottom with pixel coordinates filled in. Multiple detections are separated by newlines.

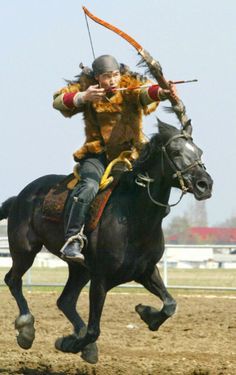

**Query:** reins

left=135, top=172, right=185, bottom=208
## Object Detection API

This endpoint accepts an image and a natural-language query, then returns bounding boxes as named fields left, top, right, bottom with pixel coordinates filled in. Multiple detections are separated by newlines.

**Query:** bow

left=83, top=6, right=191, bottom=133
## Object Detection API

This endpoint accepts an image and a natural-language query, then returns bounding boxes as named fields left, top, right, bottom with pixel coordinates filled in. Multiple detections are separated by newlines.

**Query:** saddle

left=42, top=152, right=132, bottom=232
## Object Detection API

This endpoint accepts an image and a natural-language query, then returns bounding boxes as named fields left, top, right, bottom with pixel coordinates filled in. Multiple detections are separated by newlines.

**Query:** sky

left=0, top=0, right=236, bottom=227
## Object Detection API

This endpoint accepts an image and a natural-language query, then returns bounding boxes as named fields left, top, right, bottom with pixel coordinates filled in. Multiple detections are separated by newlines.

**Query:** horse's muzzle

left=193, top=174, right=213, bottom=200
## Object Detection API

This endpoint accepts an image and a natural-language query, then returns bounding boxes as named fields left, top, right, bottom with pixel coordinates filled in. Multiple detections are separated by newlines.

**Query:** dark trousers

left=64, top=153, right=107, bottom=237
left=72, top=153, right=107, bottom=203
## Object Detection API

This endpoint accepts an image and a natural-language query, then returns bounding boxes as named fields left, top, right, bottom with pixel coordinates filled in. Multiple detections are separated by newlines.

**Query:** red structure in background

left=167, top=227, right=236, bottom=245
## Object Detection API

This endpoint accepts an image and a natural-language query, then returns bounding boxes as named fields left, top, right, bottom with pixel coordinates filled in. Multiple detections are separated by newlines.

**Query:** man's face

left=96, top=70, right=121, bottom=91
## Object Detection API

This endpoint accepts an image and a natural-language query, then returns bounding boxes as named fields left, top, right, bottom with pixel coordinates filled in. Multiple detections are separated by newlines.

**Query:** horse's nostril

left=196, top=180, right=208, bottom=192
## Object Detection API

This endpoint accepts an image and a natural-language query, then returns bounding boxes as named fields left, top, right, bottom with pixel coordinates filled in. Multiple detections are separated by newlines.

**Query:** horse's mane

left=132, top=133, right=162, bottom=173
left=117, top=121, right=180, bottom=191
left=133, top=121, right=180, bottom=173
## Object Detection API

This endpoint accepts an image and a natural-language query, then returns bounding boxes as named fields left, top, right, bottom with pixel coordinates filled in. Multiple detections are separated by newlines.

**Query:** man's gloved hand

left=74, top=85, right=106, bottom=107
left=83, top=85, right=106, bottom=102
left=158, top=81, right=179, bottom=102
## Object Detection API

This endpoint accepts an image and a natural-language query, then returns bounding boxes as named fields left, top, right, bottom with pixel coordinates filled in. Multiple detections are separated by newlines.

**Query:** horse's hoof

left=17, top=333, right=33, bottom=349
left=135, top=303, right=151, bottom=319
left=135, top=303, right=145, bottom=315
left=81, top=343, right=99, bottom=364
left=15, top=314, right=35, bottom=349
left=55, top=337, right=64, bottom=351
left=76, top=326, right=98, bottom=363
left=135, top=304, right=160, bottom=331
left=55, top=334, right=78, bottom=353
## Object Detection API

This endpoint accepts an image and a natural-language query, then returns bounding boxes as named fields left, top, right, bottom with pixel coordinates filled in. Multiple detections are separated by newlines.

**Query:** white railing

left=161, top=244, right=236, bottom=290
left=0, top=236, right=8, bottom=248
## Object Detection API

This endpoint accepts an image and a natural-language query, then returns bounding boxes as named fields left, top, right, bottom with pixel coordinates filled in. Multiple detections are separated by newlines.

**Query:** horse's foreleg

left=66, top=277, right=107, bottom=354
left=55, top=263, right=98, bottom=364
left=4, top=251, right=38, bottom=349
left=86, top=278, right=107, bottom=342
left=135, top=265, right=176, bottom=331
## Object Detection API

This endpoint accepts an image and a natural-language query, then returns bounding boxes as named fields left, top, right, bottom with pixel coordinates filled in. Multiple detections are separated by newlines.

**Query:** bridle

left=135, top=131, right=205, bottom=209
left=162, top=131, right=205, bottom=190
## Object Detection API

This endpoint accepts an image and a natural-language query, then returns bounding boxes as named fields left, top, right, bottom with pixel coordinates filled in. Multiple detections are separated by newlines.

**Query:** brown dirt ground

left=0, top=289, right=235, bottom=375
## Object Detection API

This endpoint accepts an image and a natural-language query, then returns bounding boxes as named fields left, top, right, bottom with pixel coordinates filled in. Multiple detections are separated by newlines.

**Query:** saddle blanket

left=42, top=174, right=118, bottom=232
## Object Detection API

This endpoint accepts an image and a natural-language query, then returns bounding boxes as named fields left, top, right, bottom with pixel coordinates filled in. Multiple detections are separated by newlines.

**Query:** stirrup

left=60, top=226, right=88, bottom=255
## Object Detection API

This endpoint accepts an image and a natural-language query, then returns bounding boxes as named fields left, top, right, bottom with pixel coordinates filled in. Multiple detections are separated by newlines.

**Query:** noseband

left=135, top=131, right=205, bottom=209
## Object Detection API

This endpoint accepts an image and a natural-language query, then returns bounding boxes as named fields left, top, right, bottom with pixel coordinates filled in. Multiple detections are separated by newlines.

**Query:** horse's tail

left=0, top=197, right=16, bottom=220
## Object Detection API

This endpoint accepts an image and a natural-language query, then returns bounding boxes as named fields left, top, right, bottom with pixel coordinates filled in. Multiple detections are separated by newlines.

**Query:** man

left=53, top=55, right=178, bottom=263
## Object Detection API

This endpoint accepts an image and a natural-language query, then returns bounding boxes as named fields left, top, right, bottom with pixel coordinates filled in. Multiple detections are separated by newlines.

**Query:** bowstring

left=84, top=12, right=96, bottom=59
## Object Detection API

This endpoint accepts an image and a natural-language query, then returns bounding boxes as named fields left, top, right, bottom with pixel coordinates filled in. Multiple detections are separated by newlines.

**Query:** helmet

left=92, top=55, right=120, bottom=76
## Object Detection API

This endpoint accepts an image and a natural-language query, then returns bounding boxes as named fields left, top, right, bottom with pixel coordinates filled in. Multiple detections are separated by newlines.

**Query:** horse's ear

left=156, top=117, right=178, bottom=135
left=156, top=117, right=168, bottom=133
left=183, top=119, right=192, bottom=135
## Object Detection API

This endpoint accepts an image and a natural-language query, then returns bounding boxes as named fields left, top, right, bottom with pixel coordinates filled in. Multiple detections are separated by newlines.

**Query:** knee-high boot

left=60, top=198, right=90, bottom=262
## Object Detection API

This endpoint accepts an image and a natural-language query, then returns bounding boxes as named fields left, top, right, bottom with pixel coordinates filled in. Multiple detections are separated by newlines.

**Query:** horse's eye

left=172, top=150, right=181, bottom=157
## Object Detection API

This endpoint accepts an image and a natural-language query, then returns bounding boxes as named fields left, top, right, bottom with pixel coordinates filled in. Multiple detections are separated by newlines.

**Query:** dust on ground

left=0, top=290, right=235, bottom=375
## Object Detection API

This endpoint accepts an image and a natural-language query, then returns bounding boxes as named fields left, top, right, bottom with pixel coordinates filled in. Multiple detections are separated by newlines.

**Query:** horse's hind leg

left=135, top=265, right=177, bottom=331
left=55, top=263, right=98, bottom=364
left=5, top=244, right=41, bottom=349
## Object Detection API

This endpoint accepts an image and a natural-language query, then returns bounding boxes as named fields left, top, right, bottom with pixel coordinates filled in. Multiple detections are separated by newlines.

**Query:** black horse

left=0, top=120, right=212, bottom=364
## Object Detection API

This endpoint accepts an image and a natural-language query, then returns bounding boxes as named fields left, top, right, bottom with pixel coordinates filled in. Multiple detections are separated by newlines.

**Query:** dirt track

left=0, top=290, right=235, bottom=375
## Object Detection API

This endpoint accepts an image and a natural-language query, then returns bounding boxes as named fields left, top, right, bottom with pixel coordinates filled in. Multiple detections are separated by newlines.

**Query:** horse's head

left=157, top=119, right=213, bottom=200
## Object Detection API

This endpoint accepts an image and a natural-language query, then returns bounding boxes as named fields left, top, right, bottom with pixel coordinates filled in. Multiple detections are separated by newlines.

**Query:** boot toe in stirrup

left=61, top=241, right=85, bottom=263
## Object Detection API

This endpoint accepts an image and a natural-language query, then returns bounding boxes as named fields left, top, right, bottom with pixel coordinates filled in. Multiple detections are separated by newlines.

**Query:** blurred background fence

left=1, top=237, right=236, bottom=291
